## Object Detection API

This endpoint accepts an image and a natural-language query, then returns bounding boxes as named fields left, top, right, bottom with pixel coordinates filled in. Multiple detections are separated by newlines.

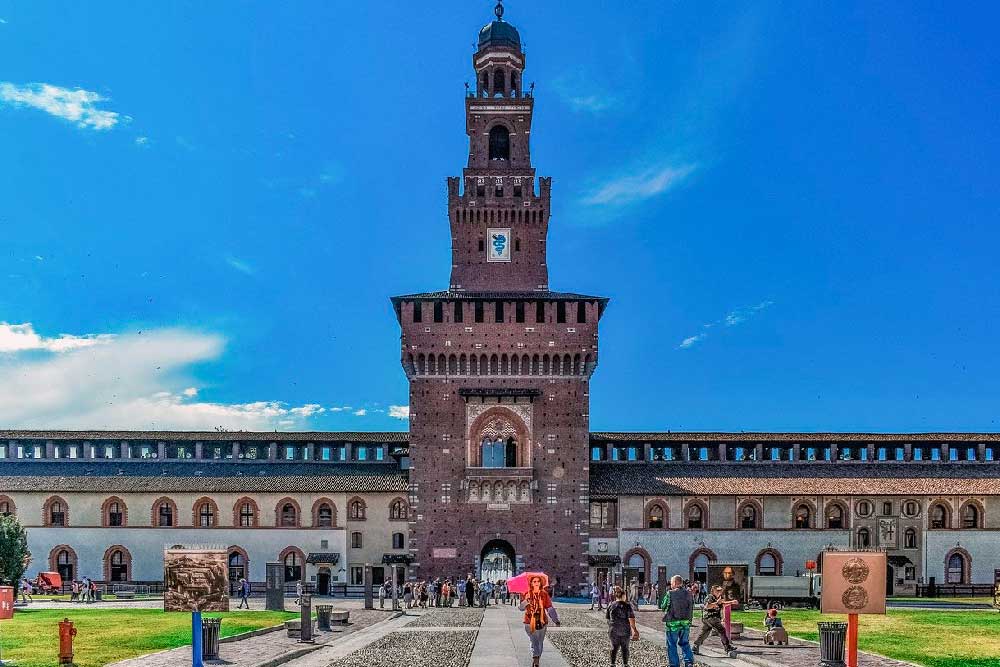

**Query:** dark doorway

left=317, top=568, right=331, bottom=595
left=480, top=539, right=515, bottom=582
left=372, top=567, right=386, bottom=586
left=886, top=564, right=895, bottom=596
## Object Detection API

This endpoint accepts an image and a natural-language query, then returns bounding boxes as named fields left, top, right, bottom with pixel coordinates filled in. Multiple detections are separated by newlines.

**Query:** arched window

left=50, top=546, right=77, bottom=582
left=280, top=503, right=298, bottom=527
left=196, top=500, right=216, bottom=527
left=155, top=498, right=175, bottom=527
left=758, top=553, right=777, bottom=576
left=228, top=549, right=248, bottom=583
left=857, top=528, right=871, bottom=548
left=489, top=125, right=510, bottom=161
left=903, top=528, right=917, bottom=549
left=392, top=532, right=405, bottom=549
left=283, top=551, right=302, bottom=582
left=107, top=548, right=129, bottom=582
left=493, top=68, right=506, bottom=96
left=929, top=502, right=950, bottom=529
left=856, top=500, right=873, bottom=518
left=0, top=496, right=15, bottom=517
left=961, top=503, right=981, bottom=529
left=349, top=498, right=366, bottom=521
left=946, top=551, right=969, bottom=584
left=390, top=499, right=408, bottom=521
left=238, top=500, right=256, bottom=527
left=647, top=504, right=665, bottom=529
left=826, top=504, right=845, bottom=529
left=317, top=503, right=334, bottom=527
left=794, top=504, right=812, bottom=529
left=686, top=503, right=704, bottom=529
left=103, top=497, right=126, bottom=527
left=47, top=498, right=67, bottom=527
left=739, top=503, right=759, bottom=529
left=690, top=550, right=713, bottom=583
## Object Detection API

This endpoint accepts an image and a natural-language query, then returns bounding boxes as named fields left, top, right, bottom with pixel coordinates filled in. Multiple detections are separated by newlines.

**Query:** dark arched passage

left=480, top=538, right=515, bottom=583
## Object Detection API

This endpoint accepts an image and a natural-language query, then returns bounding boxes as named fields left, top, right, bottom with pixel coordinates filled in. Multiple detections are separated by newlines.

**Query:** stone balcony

left=465, top=466, right=533, bottom=504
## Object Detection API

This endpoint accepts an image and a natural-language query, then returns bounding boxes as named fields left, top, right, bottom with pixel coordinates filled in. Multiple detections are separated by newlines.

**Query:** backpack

left=608, top=601, right=631, bottom=629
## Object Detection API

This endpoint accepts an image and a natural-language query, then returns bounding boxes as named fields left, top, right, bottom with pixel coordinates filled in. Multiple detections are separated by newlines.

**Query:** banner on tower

left=487, top=228, right=511, bottom=262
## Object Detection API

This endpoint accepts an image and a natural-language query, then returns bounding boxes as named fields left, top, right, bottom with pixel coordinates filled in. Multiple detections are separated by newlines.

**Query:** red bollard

left=59, top=618, right=77, bottom=665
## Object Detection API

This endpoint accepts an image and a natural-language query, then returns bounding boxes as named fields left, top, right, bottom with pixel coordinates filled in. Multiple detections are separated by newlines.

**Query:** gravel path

left=328, top=629, right=477, bottom=667
left=549, top=629, right=714, bottom=667
left=551, top=607, right=609, bottom=629
left=404, top=607, right=485, bottom=627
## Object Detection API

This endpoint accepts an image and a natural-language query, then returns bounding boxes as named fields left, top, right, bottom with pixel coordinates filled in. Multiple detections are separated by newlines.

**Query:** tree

left=0, top=515, right=30, bottom=585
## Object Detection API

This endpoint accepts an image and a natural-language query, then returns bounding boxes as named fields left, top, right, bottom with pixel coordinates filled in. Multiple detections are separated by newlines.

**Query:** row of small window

left=588, top=499, right=984, bottom=530
left=590, top=444, right=999, bottom=462
left=412, top=300, right=588, bottom=325
left=13, top=496, right=408, bottom=528
left=349, top=532, right=406, bottom=550
left=408, top=352, right=590, bottom=377
left=455, top=203, right=541, bottom=221
left=1, top=442, right=388, bottom=462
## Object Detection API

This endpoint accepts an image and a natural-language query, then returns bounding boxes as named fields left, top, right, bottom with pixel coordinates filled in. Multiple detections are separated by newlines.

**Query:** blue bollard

left=192, top=611, right=203, bottom=667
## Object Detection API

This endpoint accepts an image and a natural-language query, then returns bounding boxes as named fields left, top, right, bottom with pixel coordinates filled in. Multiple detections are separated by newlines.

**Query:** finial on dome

left=495, top=0, right=504, bottom=21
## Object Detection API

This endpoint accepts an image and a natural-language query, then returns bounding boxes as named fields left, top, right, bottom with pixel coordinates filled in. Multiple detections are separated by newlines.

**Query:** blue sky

left=1, top=1, right=998, bottom=432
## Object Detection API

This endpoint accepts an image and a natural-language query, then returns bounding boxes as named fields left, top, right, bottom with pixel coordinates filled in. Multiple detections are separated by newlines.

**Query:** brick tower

left=392, top=0, right=608, bottom=595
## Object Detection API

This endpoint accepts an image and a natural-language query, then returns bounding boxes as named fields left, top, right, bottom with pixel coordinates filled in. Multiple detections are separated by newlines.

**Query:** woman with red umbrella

left=517, top=574, right=561, bottom=667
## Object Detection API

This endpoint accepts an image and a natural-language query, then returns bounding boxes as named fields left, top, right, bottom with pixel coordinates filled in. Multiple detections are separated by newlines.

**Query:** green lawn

left=0, top=608, right=295, bottom=667
left=733, top=608, right=1000, bottom=667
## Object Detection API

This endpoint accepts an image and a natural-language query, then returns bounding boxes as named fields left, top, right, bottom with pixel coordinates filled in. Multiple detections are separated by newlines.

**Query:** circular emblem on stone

left=842, top=557, right=870, bottom=584
left=842, top=585, right=868, bottom=610
left=553, top=466, right=565, bottom=479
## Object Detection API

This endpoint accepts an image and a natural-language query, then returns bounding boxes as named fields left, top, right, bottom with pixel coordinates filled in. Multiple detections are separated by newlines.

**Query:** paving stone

left=404, top=607, right=485, bottom=627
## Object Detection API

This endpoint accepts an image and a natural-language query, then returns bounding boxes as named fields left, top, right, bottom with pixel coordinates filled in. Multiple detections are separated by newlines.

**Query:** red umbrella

left=507, top=571, right=549, bottom=595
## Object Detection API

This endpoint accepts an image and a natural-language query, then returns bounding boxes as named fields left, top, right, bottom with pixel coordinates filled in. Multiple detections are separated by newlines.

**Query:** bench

left=116, top=591, right=136, bottom=599
left=329, top=610, right=350, bottom=625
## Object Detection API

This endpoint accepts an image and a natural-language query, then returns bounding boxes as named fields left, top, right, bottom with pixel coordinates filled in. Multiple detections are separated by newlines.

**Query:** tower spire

left=495, top=0, right=504, bottom=21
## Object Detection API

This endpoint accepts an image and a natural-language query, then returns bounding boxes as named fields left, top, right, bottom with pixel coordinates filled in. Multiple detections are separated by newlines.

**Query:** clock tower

left=392, top=1, right=608, bottom=594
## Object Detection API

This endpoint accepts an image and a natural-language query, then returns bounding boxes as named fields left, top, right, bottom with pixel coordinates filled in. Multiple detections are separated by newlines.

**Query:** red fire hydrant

left=59, top=618, right=77, bottom=665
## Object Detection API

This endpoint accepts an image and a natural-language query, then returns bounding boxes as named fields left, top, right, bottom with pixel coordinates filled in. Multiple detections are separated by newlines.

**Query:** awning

left=306, top=553, right=340, bottom=565
left=588, top=555, right=621, bottom=566
left=382, top=554, right=415, bottom=565
left=888, top=555, right=913, bottom=567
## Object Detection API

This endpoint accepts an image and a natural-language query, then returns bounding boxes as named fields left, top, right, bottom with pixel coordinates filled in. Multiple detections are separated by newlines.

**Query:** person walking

left=628, top=579, right=640, bottom=609
left=378, top=581, right=387, bottom=609
left=295, top=580, right=304, bottom=606
left=403, top=582, right=413, bottom=609
left=607, top=586, right=640, bottom=666
left=589, top=583, right=600, bottom=610
left=238, top=578, right=251, bottom=609
left=660, top=575, right=695, bottom=667
left=19, top=578, right=33, bottom=604
left=519, top=575, right=561, bottom=667
left=692, top=585, right=738, bottom=658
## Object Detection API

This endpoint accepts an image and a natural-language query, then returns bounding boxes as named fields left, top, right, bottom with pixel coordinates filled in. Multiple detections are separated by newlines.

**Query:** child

left=606, top=586, right=640, bottom=667
left=764, top=608, right=789, bottom=645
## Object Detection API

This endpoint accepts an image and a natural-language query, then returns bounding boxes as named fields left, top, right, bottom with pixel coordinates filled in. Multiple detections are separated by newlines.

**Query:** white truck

left=748, top=574, right=822, bottom=609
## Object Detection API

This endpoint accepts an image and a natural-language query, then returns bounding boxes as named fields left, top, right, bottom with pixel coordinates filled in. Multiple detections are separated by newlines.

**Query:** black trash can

left=94, top=590, right=103, bottom=601
left=316, top=605, right=333, bottom=631
left=818, top=621, right=847, bottom=667
left=202, top=617, right=222, bottom=659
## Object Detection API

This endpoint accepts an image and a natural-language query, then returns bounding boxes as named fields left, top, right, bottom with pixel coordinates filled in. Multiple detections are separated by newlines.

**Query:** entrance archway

left=480, top=539, right=515, bottom=583
left=317, top=567, right=331, bottom=595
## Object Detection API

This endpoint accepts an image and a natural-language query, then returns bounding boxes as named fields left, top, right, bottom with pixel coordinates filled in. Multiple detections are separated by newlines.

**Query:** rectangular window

left=556, top=302, right=566, bottom=323
left=392, top=533, right=405, bottom=549
left=495, top=301, right=504, bottom=322
left=589, top=501, right=617, bottom=528
left=931, top=448, right=941, bottom=461
left=375, top=447, right=384, bottom=461
left=475, top=302, right=484, bottom=323
left=454, top=301, right=463, bottom=323
left=351, top=566, right=364, bottom=585
left=351, top=532, right=363, bottom=549
left=515, top=238, right=521, bottom=252
left=357, top=447, right=368, bottom=461
left=590, top=446, right=603, bottom=461
left=0, top=445, right=6, bottom=458
left=882, top=502, right=892, bottom=516
left=495, top=185, right=503, bottom=197
left=536, top=301, right=545, bottom=323
left=478, top=239, right=485, bottom=252
left=895, top=447, right=905, bottom=461
left=412, top=302, right=422, bottom=323
left=949, top=447, right=958, bottom=461
left=476, top=184, right=486, bottom=197
left=513, top=184, right=522, bottom=197
left=515, top=302, right=525, bottom=323
left=433, top=301, right=443, bottom=323
left=914, top=448, right=923, bottom=461
left=321, top=446, right=332, bottom=461
left=577, top=302, right=587, bottom=323
left=285, top=446, right=295, bottom=460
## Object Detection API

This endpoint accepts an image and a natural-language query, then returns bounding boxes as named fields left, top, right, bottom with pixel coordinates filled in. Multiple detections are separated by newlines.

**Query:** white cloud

left=678, top=334, right=707, bottom=350
left=677, top=301, right=774, bottom=350
left=583, top=163, right=696, bottom=207
left=224, top=255, right=254, bottom=275
left=353, top=409, right=367, bottom=417
left=388, top=405, right=410, bottom=420
left=0, top=322, right=115, bottom=353
left=0, top=82, right=120, bottom=130
left=0, top=327, right=324, bottom=430
left=135, top=136, right=149, bottom=147
left=563, top=94, right=617, bottom=114
left=291, top=404, right=326, bottom=417
left=0, top=19, right=7, bottom=24
left=329, top=405, right=353, bottom=412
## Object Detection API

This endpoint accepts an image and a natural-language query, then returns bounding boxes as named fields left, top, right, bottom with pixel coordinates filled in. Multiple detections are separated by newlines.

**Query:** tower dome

left=478, top=1, right=521, bottom=50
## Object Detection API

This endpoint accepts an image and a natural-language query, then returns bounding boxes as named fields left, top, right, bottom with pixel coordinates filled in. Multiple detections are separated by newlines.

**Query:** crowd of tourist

left=378, top=574, right=520, bottom=609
